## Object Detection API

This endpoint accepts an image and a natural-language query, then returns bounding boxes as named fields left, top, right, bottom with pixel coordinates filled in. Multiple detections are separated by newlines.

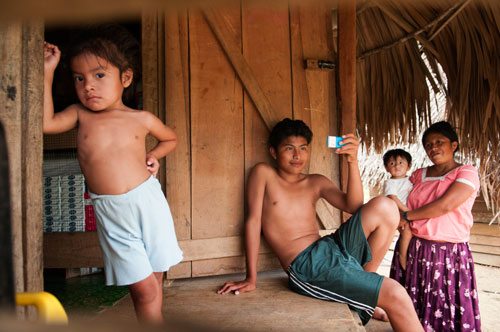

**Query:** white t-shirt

left=383, top=177, right=413, bottom=205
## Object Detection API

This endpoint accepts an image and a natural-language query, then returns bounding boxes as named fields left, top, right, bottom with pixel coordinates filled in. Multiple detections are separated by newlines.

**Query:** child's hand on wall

left=44, top=42, right=61, bottom=74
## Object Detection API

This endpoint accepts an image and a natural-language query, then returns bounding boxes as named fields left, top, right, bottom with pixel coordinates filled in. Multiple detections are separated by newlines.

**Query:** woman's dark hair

left=383, top=149, right=412, bottom=166
left=68, top=24, right=141, bottom=107
left=268, top=118, right=313, bottom=150
left=422, top=121, right=460, bottom=153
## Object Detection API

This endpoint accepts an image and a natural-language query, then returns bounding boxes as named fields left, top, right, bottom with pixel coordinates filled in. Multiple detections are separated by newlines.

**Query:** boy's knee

left=367, top=197, right=399, bottom=222
left=379, top=278, right=411, bottom=310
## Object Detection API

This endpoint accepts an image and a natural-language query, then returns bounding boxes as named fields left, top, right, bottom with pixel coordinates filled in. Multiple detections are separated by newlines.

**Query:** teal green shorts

left=287, top=207, right=384, bottom=325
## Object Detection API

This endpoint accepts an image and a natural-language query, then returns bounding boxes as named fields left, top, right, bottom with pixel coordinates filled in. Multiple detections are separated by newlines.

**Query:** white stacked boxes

left=43, top=176, right=61, bottom=232
left=42, top=174, right=86, bottom=232
left=59, top=175, right=85, bottom=232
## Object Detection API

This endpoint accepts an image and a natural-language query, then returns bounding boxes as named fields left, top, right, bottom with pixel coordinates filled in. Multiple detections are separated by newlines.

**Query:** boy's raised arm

left=217, top=163, right=267, bottom=295
left=43, top=42, right=78, bottom=134
left=321, top=134, right=364, bottom=214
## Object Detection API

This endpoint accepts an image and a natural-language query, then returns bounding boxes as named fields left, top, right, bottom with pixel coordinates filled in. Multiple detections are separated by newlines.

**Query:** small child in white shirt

left=383, top=149, right=413, bottom=270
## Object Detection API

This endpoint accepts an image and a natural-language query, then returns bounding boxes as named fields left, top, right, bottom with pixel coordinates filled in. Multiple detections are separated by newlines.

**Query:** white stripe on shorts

left=288, top=268, right=375, bottom=316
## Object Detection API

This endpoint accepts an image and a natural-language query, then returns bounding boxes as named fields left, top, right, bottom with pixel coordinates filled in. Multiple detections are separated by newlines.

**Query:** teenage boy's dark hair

left=383, top=149, right=412, bottom=166
left=68, top=24, right=141, bottom=107
left=268, top=118, right=313, bottom=151
left=422, top=121, right=460, bottom=154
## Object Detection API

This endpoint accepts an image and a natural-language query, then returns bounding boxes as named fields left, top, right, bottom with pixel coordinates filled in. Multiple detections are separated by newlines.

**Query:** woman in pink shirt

left=390, top=121, right=481, bottom=332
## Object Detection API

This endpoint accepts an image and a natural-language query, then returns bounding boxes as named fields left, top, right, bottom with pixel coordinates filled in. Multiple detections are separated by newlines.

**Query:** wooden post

left=21, top=22, right=44, bottom=319
left=338, top=0, right=356, bottom=214
left=0, top=22, right=25, bottom=307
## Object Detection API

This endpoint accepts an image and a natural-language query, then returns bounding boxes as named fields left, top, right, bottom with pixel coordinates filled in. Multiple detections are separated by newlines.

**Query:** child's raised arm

left=217, top=163, right=267, bottom=295
left=43, top=42, right=78, bottom=134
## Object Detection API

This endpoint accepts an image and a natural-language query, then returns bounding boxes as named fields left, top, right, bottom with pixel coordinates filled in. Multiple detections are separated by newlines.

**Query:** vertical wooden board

left=289, top=6, right=311, bottom=127
left=191, top=253, right=281, bottom=278
left=21, top=22, right=44, bottom=296
left=290, top=3, right=340, bottom=228
left=337, top=1, right=356, bottom=194
left=0, top=23, right=24, bottom=296
left=142, top=12, right=161, bottom=154
left=165, top=11, right=191, bottom=242
left=190, top=7, right=244, bottom=239
left=306, top=70, right=338, bottom=229
left=242, top=1, right=293, bottom=178
left=167, top=261, right=192, bottom=279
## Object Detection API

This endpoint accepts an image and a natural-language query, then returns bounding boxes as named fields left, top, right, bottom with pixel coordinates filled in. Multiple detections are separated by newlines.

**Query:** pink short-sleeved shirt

left=407, top=165, right=479, bottom=243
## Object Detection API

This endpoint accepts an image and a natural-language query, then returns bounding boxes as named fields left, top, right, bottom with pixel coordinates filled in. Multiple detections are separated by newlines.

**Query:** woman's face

left=424, top=133, right=458, bottom=165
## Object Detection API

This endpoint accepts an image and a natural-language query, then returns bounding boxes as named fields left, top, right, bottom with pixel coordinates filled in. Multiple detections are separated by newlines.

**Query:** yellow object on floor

left=16, top=292, right=68, bottom=324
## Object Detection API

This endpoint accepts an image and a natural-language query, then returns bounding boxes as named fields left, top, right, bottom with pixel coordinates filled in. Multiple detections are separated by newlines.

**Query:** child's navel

left=273, top=201, right=278, bottom=205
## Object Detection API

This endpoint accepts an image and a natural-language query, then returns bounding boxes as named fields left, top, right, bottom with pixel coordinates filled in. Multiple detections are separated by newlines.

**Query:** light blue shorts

left=89, top=176, right=183, bottom=286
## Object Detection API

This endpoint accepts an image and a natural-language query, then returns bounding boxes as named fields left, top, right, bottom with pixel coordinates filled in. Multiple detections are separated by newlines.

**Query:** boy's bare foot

left=373, top=307, right=389, bottom=321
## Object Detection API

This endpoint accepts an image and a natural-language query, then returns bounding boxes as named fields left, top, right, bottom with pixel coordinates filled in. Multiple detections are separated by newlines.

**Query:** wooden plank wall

left=165, top=1, right=340, bottom=279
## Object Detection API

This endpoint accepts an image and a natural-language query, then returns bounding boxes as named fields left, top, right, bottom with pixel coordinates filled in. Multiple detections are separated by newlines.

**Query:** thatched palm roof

left=355, top=0, right=500, bottom=223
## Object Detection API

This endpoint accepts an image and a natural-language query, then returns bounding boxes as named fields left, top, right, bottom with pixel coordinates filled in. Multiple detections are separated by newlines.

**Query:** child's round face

left=270, top=136, right=309, bottom=175
left=70, top=53, right=132, bottom=111
left=385, top=156, right=410, bottom=179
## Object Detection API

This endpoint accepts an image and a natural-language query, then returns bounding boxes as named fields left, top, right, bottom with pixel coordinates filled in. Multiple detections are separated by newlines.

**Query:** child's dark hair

left=422, top=121, right=459, bottom=153
left=383, top=149, right=412, bottom=166
left=68, top=24, right=141, bottom=107
left=268, top=118, right=312, bottom=150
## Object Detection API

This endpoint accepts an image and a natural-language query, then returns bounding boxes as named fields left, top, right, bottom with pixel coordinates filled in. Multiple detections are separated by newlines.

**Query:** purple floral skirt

left=390, top=237, right=481, bottom=332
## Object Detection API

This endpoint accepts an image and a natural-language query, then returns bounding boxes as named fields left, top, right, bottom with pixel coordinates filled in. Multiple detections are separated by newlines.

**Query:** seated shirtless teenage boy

left=218, top=119, right=423, bottom=332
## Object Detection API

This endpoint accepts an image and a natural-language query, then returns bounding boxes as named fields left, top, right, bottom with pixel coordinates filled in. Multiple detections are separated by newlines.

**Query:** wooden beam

left=0, top=22, right=25, bottom=298
left=202, top=8, right=281, bottom=131
left=21, top=22, right=44, bottom=303
left=43, top=233, right=103, bottom=268
left=43, top=232, right=276, bottom=268
left=337, top=0, right=356, bottom=207
left=179, top=236, right=273, bottom=261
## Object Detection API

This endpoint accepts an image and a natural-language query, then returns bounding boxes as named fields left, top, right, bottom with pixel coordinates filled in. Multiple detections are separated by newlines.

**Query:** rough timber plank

left=164, top=10, right=191, bottom=242
left=163, top=271, right=359, bottom=331
left=21, top=22, right=44, bottom=302
left=191, top=253, right=281, bottom=278
left=190, top=7, right=244, bottom=240
left=338, top=0, right=356, bottom=204
left=290, top=3, right=340, bottom=229
left=96, top=271, right=360, bottom=331
left=0, top=22, right=24, bottom=297
left=242, top=1, right=292, bottom=179
left=203, top=8, right=281, bottom=130
left=43, top=232, right=103, bottom=268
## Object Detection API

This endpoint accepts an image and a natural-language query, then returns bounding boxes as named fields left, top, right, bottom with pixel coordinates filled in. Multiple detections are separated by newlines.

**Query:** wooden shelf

left=43, top=232, right=103, bottom=268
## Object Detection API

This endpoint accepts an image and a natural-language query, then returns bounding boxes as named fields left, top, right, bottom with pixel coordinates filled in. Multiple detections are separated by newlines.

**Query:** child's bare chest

left=78, top=112, right=147, bottom=148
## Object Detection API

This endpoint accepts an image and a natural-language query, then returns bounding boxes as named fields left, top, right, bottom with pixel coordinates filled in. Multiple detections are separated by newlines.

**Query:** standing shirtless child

left=218, top=119, right=423, bottom=332
left=43, top=25, right=183, bottom=322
